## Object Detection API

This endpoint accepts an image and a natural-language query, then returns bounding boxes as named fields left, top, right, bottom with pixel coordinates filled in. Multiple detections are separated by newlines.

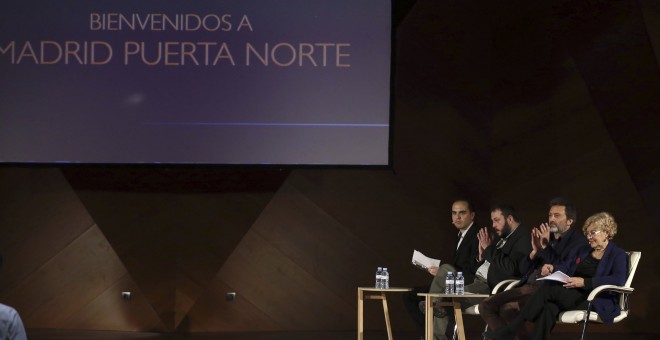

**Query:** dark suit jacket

left=554, top=241, right=628, bottom=324
left=452, top=224, right=480, bottom=285
left=518, top=227, right=589, bottom=285
left=481, top=224, right=533, bottom=289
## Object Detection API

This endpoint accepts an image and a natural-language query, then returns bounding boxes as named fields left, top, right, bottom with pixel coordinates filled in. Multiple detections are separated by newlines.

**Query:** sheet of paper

left=411, top=250, right=441, bottom=270
left=536, top=270, right=570, bottom=283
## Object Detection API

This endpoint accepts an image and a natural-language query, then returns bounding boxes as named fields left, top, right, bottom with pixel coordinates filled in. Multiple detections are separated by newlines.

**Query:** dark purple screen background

left=0, top=0, right=391, bottom=165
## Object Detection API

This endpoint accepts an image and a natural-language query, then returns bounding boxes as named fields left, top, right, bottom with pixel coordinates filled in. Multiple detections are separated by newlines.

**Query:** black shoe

left=418, top=301, right=448, bottom=318
left=432, top=307, right=447, bottom=318
left=483, top=328, right=515, bottom=340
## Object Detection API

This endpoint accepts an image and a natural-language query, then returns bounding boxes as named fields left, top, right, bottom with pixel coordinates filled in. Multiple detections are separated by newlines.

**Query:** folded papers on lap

left=536, top=271, right=570, bottom=283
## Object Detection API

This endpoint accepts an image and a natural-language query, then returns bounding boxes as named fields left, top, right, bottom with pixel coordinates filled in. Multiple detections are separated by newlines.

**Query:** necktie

left=456, top=232, right=463, bottom=250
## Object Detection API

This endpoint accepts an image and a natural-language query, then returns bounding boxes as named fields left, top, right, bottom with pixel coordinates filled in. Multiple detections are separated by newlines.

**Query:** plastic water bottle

left=382, top=267, right=390, bottom=289
left=445, top=271, right=455, bottom=294
left=455, top=272, right=465, bottom=295
left=375, top=267, right=383, bottom=288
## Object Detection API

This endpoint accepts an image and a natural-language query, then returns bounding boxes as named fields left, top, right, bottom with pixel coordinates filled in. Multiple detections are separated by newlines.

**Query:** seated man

left=404, top=198, right=480, bottom=339
left=428, top=204, right=531, bottom=340
left=479, top=197, right=587, bottom=339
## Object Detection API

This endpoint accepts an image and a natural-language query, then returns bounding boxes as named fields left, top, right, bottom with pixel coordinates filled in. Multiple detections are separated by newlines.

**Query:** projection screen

left=0, top=0, right=392, bottom=165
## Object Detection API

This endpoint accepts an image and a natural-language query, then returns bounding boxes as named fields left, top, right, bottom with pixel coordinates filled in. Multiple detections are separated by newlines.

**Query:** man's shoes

left=418, top=301, right=448, bottom=318
left=433, top=307, right=447, bottom=318
left=483, top=328, right=515, bottom=340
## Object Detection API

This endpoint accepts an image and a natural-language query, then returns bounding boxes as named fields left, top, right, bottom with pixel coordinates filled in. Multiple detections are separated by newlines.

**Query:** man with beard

left=479, top=197, right=588, bottom=339
left=428, top=204, right=531, bottom=340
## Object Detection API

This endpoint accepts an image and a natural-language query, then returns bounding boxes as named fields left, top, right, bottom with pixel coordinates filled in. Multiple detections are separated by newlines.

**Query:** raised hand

left=537, top=223, right=551, bottom=248
left=477, top=227, right=492, bottom=260
left=529, top=229, right=539, bottom=259
left=532, top=223, right=551, bottom=252
left=477, top=228, right=491, bottom=247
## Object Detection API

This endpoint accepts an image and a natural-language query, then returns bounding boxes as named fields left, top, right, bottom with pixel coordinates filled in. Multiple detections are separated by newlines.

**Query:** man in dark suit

left=429, top=204, right=532, bottom=340
left=479, top=197, right=588, bottom=340
left=404, top=198, right=480, bottom=338
left=428, top=199, right=481, bottom=293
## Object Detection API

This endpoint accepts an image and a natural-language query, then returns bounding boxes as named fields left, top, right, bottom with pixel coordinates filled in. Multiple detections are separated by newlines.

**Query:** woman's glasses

left=584, top=230, right=603, bottom=238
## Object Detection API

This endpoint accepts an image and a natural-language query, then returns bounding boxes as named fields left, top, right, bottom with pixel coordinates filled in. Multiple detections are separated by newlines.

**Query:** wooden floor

left=27, top=330, right=364, bottom=340
left=25, top=329, right=660, bottom=340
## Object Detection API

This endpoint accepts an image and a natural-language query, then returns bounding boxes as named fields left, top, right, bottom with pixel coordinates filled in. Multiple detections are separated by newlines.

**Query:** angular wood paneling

left=184, top=277, right=280, bottom=332
left=67, top=169, right=289, bottom=331
left=0, top=168, right=94, bottom=294
left=0, top=168, right=165, bottom=331
left=218, top=229, right=355, bottom=330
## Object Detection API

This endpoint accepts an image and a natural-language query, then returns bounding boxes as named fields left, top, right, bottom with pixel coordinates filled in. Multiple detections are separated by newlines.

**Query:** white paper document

left=411, top=250, right=441, bottom=270
left=536, top=270, right=570, bottom=283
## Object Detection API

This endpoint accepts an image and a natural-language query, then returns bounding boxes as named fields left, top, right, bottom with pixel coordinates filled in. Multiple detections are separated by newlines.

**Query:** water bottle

left=455, top=272, right=465, bottom=295
left=445, top=271, right=455, bottom=294
left=382, top=267, right=390, bottom=289
left=375, top=267, right=383, bottom=288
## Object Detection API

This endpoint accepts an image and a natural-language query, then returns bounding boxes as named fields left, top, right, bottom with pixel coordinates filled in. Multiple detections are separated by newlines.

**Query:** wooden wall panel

left=0, top=168, right=165, bottom=331
left=0, top=169, right=94, bottom=293
left=251, top=181, right=380, bottom=300
left=64, top=274, right=165, bottom=331
left=11, top=226, right=122, bottom=326
left=71, top=189, right=283, bottom=331
left=217, top=230, right=355, bottom=330
left=184, top=278, right=279, bottom=332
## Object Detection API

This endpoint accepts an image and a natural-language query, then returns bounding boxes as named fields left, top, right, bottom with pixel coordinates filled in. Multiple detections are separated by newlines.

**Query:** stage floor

left=25, top=329, right=660, bottom=340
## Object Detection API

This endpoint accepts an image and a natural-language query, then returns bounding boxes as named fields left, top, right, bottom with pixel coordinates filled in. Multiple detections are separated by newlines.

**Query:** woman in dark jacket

left=485, top=212, right=628, bottom=340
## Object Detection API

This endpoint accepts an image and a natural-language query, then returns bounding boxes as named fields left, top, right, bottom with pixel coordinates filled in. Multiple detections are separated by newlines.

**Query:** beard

left=500, top=220, right=512, bottom=238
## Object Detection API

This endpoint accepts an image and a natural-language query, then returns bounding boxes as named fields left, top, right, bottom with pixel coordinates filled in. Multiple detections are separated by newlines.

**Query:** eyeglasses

left=584, top=230, right=603, bottom=238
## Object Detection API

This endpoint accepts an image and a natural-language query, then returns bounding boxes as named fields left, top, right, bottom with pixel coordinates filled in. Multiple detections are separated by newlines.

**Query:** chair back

left=620, top=251, right=641, bottom=310
left=624, top=251, right=641, bottom=288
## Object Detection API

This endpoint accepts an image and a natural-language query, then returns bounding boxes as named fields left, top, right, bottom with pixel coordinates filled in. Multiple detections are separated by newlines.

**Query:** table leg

left=452, top=299, right=465, bottom=340
left=425, top=296, right=433, bottom=340
left=358, top=289, right=364, bottom=340
left=381, top=292, right=393, bottom=340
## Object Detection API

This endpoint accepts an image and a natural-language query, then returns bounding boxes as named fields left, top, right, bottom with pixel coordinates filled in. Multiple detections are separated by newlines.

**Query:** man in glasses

left=479, top=197, right=588, bottom=339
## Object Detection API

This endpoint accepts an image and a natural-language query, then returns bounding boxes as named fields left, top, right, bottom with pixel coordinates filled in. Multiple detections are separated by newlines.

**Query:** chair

left=458, top=279, right=519, bottom=340
left=458, top=251, right=640, bottom=340
left=463, top=279, right=519, bottom=315
left=557, top=251, right=640, bottom=340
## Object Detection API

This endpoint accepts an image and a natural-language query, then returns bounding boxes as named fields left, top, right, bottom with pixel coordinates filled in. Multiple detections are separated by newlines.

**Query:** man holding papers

left=404, top=198, right=480, bottom=339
